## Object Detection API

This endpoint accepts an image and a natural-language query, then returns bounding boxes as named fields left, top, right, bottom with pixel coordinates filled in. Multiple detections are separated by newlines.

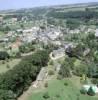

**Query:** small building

left=83, top=48, right=90, bottom=56
left=11, top=18, right=17, bottom=23
left=47, top=31, right=61, bottom=40
left=95, top=29, right=98, bottom=37
left=0, top=16, right=3, bottom=22
left=50, top=48, right=65, bottom=60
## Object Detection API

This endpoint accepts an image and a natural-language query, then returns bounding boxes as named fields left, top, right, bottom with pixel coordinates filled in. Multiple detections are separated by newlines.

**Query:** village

left=0, top=2, right=98, bottom=100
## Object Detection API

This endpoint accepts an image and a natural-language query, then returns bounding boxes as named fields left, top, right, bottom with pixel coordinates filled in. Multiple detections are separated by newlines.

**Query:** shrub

left=15, top=52, right=21, bottom=58
left=55, top=94, right=60, bottom=98
left=0, top=51, right=10, bottom=60
left=5, top=58, right=9, bottom=62
left=2, top=60, right=5, bottom=64
left=44, top=82, right=48, bottom=88
left=91, top=79, right=98, bottom=84
left=80, top=88, right=87, bottom=94
left=43, top=92, right=50, bottom=99
left=49, top=60, right=53, bottom=65
left=57, top=75, right=62, bottom=80
left=6, top=64, right=10, bottom=69
left=48, top=70, right=54, bottom=75
left=64, top=82, right=68, bottom=86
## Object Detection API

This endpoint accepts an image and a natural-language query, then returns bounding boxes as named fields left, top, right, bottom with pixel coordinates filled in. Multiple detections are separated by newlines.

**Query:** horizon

left=0, top=0, right=98, bottom=10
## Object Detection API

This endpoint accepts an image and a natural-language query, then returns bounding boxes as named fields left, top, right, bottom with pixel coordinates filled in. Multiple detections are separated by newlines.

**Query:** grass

left=0, top=31, right=4, bottom=36
left=0, top=59, right=21, bottom=73
left=28, top=78, right=98, bottom=100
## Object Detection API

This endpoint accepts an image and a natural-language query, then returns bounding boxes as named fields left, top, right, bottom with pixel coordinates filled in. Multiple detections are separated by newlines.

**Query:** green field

left=0, top=59, right=21, bottom=73
left=0, top=31, right=4, bottom=36
left=28, top=78, right=98, bottom=100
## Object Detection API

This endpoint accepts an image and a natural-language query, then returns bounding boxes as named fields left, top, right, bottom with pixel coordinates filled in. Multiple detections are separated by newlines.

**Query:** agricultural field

left=28, top=77, right=98, bottom=100
left=0, top=58, right=21, bottom=73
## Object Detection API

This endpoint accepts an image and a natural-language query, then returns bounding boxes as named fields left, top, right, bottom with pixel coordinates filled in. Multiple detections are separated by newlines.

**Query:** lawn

left=0, top=31, right=4, bottom=36
left=0, top=59, right=21, bottom=73
left=28, top=78, right=98, bottom=100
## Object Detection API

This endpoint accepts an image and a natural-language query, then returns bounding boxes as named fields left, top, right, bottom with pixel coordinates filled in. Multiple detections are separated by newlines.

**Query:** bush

left=55, top=94, right=60, bottom=98
left=0, top=51, right=10, bottom=60
left=44, top=82, right=48, bottom=88
left=57, top=75, right=62, bottom=80
left=49, top=60, right=53, bottom=65
left=48, top=70, right=54, bottom=75
left=80, top=88, right=87, bottom=95
left=15, top=52, right=21, bottom=58
left=59, top=61, right=71, bottom=78
left=91, top=79, right=98, bottom=84
left=0, top=89, right=16, bottom=100
left=64, top=82, right=68, bottom=86
left=6, top=64, right=10, bottom=69
left=5, top=58, right=9, bottom=62
left=2, top=60, right=5, bottom=64
left=43, top=92, right=50, bottom=99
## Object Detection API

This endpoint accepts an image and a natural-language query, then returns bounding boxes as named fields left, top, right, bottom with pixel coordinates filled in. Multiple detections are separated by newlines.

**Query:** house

left=83, top=48, right=90, bottom=56
left=52, top=41, right=61, bottom=46
left=82, top=84, right=98, bottom=94
left=64, top=42, right=77, bottom=50
left=47, top=31, right=61, bottom=40
left=10, top=39, right=22, bottom=52
left=0, top=37, right=9, bottom=43
left=69, top=29, right=80, bottom=34
left=95, top=29, right=98, bottom=37
left=23, top=29, right=33, bottom=34
left=50, top=48, right=65, bottom=60
left=0, top=16, right=3, bottom=22
left=11, top=18, right=17, bottom=23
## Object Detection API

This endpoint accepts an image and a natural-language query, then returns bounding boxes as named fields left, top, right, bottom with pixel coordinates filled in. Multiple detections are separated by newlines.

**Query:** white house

left=95, top=29, right=98, bottom=37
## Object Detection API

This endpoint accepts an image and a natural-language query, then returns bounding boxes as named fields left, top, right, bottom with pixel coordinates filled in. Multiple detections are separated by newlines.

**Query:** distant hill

left=0, top=2, right=98, bottom=15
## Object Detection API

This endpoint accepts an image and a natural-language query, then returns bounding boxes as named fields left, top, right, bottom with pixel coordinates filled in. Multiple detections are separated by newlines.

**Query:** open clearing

left=0, top=59, right=21, bottom=73
left=28, top=77, right=98, bottom=100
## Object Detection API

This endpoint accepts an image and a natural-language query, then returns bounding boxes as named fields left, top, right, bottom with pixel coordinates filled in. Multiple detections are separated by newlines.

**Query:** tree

left=66, top=19, right=80, bottom=29
left=59, top=61, right=71, bottom=78
left=43, top=92, right=50, bottom=99
left=0, top=51, right=10, bottom=60
left=31, top=50, right=49, bottom=67
left=87, top=87, right=95, bottom=96
left=0, top=89, right=16, bottom=100
left=19, top=45, right=26, bottom=53
left=5, top=26, right=11, bottom=32
left=20, top=24, right=24, bottom=29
